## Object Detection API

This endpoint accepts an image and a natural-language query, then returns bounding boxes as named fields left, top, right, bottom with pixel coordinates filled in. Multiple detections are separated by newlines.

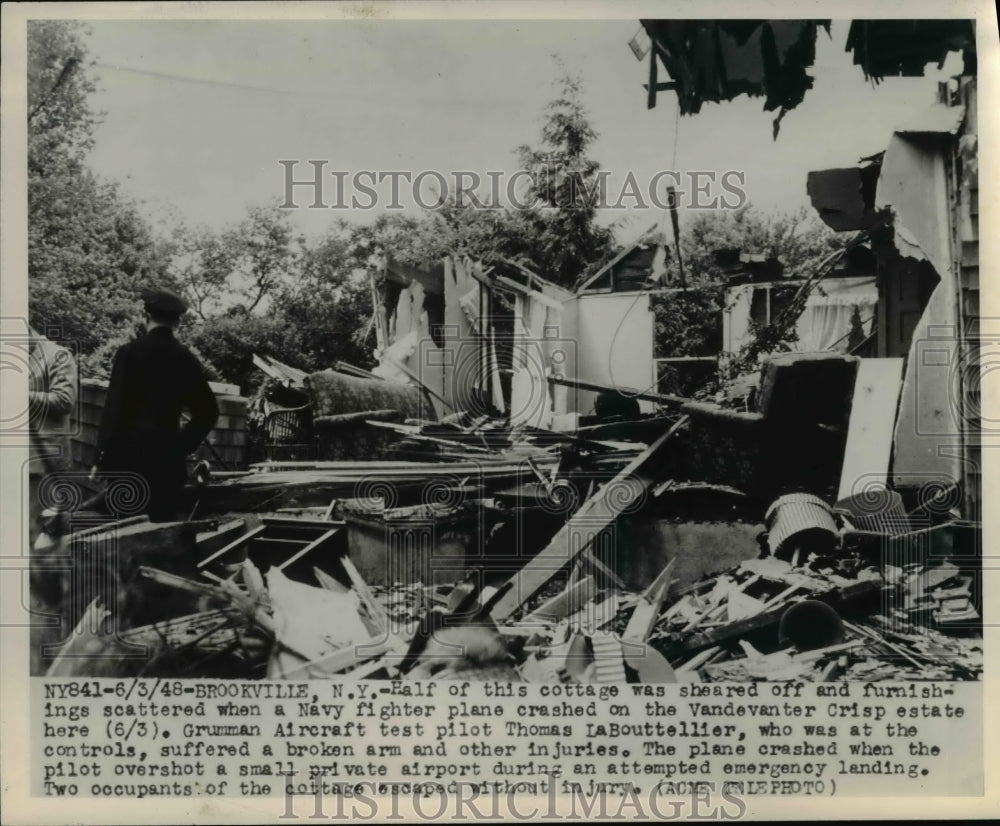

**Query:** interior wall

left=570, top=292, right=656, bottom=415
left=383, top=280, right=446, bottom=420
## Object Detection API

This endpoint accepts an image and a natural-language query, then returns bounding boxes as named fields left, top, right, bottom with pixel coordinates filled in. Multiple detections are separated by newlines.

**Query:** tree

left=184, top=311, right=294, bottom=394
left=677, top=205, right=844, bottom=284
left=168, top=225, right=237, bottom=321
left=28, top=21, right=174, bottom=358
left=510, top=71, right=615, bottom=287
left=229, top=205, right=298, bottom=313
left=27, top=20, right=97, bottom=178
left=171, top=205, right=299, bottom=318
left=278, top=237, right=374, bottom=371
left=181, top=222, right=375, bottom=394
left=29, top=166, right=175, bottom=354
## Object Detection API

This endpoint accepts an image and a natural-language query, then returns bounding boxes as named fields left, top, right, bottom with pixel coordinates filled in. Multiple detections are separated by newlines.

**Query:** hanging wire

left=606, top=98, right=682, bottom=404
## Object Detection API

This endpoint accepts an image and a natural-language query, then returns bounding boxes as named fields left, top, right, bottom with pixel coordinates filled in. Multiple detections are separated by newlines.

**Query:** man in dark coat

left=94, top=287, right=219, bottom=522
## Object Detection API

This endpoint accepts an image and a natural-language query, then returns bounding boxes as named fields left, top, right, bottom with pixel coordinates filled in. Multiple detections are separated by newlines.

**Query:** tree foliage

left=678, top=205, right=844, bottom=284
left=180, top=220, right=375, bottom=393
left=29, top=169, right=174, bottom=354
left=171, top=205, right=298, bottom=319
left=27, top=20, right=97, bottom=177
left=279, top=230, right=376, bottom=370
left=653, top=205, right=845, bottom=392
left=511, top=72, right=616, bottom=287
left=28, top=21, right=173, bottom=355
left=28, top=40, right=640, bottom=396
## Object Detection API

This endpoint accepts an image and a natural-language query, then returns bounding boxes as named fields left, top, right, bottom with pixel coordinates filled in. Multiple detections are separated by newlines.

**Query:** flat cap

left=141, top=286, right=187, bottom=317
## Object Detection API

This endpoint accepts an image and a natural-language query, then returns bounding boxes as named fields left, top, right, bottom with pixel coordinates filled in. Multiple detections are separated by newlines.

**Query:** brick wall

left=71, top=378, right=249, bottom=472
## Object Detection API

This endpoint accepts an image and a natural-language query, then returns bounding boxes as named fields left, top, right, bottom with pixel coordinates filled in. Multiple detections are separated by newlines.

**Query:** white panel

left=571, top=293, right=655, bottom=415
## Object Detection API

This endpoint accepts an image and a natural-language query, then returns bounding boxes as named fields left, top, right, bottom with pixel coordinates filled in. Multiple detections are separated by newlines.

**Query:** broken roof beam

left=641, top=20, right=830, bottom=122
left=845, top=20, right=975, bottom=81
left=576, top=223, right=659, bottom=293
left=494, top=256, right=572, bottom=297
left=335, top=361, right=384, bottom=382
left=547, top=374, right=689, bottom=407
left=252, top=353, right=307, bottom=389
left=492, top=274, right=567, bottom=310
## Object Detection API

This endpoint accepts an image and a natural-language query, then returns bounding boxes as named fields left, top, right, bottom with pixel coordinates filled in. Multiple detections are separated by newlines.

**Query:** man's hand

left=88, top=465, right=98, bottom=482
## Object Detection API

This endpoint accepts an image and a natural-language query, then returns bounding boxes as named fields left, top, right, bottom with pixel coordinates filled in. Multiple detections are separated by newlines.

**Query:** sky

left=81, top=18, right=958, bottom=244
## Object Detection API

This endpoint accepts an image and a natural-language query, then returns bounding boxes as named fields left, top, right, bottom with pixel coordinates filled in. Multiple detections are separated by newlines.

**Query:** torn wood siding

left=952, top=78, right=980, bottom=521
left=887, top=79, right=979, bottom=518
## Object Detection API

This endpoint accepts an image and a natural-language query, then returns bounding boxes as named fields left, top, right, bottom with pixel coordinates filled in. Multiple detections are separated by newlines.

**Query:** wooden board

left=837, top=358, right=904, bottom=502
left=490, top=416, right=688, bottom=620
left=209, top=380, right=242, bottom=396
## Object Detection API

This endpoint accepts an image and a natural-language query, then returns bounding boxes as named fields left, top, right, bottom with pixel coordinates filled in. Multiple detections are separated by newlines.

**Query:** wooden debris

left=520, top=576, right=595, bottom=625
left=266, top=568, right=371, bottom=675
left=313, top=566, right=350, bottom=594
left=490, top=416, right=690, bottom=620
left=366, top=419, right=495, bottom=453
left=341, top=556, right=389, bottom=636
left=137, top=565, right=277, bottom=639
left=836, top=358, right=904, bottom=502
left=622, top=559, right=675, bottom=643
left=46, top=599, right=112, bottom=677
left=72, top=400, right=980, bottom=686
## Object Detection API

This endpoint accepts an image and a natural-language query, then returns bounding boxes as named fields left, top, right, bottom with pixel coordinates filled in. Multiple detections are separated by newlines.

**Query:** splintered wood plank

left=197, top=525, right=266, bottom=571
left=519, top=577, right=595, bottom=625
left=837, top=358, right=904, bottom=503
left=314, top=566, right=350, bottom=594
left=490, top=416, right=689, bottom=621
left=581, top=547, right=627, bottom=590
left=274, top=529, right=341, bottom=574
left=623, top=559, right=675, bottom=644
left=341, top=555, right=389, bottom=634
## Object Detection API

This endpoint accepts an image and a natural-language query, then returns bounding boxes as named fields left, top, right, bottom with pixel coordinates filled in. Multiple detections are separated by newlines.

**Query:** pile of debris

left=43, top=423, right=981, bottom=684
left=40, top=340, right=981, bottom=682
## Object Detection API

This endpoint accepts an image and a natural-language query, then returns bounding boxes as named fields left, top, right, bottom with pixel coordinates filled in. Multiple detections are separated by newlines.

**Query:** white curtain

left=723, top=284, right=756, bottom=353
left=794, top=277, right=877, bottom=352
left=510, top=294, right=554, bottom=429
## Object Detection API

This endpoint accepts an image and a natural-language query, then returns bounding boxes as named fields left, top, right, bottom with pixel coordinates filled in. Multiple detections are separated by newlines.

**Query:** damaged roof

left=642, top=19, right=975, bottom=134
left=845, top=19, right=976, bottom=81
left=577, top=225, right=668, bottom=293
left=641, top=19, right=830, bottom=122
